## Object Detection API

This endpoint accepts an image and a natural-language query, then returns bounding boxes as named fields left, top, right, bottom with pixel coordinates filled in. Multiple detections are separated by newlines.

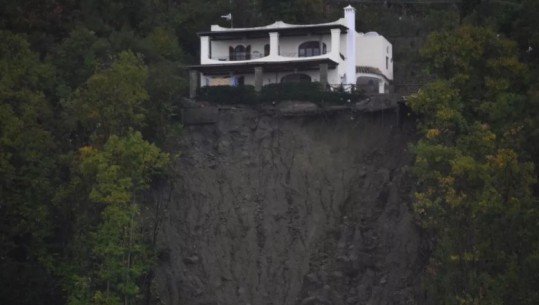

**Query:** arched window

left=281, top=73, right=311, bottom=83
left=298, top=41, right=326, bottom=57
left=229, top=45, right=251, bottom=61
left=264, top=44, right=270, bottom=56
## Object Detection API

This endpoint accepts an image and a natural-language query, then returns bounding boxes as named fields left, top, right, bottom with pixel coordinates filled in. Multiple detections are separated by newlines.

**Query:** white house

left=189, top=5, right=393, bottom=96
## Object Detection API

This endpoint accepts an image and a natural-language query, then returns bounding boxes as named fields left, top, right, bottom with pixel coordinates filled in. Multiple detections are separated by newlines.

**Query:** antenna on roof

left=221, top=13, right=233, bottom=28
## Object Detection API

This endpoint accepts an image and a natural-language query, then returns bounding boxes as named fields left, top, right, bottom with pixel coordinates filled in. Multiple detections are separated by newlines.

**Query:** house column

left=319, top=63, right=328, bottom=90
left=344, top=5, right=357, bottom=85
left=269, top=32, right=279, bottom=57
left=189, top=70, right=199, bottom=98
left=254, top=66, right=263, bottom=92
left=200, top=36, right=210, bottom=64
left=378, top=79, right=385, bottom=94
left=330, top=28, right=341, bottom=58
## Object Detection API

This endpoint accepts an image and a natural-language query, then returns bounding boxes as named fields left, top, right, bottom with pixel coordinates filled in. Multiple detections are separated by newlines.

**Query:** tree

left=0, top=30, right=62, bottom=305
left=511, top=0, right=539, bottom=67
left=66, top=131, right=169, bottom=305
left=63, top=51, right=149, bottom=144
left=142, top=27, right=187, bottom=141
left=260, top=0, right=324, bottom=24
left=50, top=26, right=111, bottom=97
left=410, top=26, right=539, bottom=305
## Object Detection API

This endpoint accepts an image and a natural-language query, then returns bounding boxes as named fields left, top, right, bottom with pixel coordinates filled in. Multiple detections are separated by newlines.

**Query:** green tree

left=66, top=131, right=169, bottom=305
left=63, top=51, right=149, bottom=144
left=410, top=26, right=539, bottom=305
left=50, top=26, right=111, bottom=97
left=510, top=0, right=539, bottom=67
left=141, top=27, right=187, bottom=140
left=0, top=30, right=61, bottom=305
left=260, top=0, right=324, bottom=24
left=0, top=1, right=188, bottom=304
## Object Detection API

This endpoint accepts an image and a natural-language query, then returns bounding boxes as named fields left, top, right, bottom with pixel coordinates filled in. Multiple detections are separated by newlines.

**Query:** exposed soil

left=154, top=105, right=425, bottom=305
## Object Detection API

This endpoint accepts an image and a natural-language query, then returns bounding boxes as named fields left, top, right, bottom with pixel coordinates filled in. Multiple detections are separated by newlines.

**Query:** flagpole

left=221, top=13, right=233, bottom=28
left=230, top=0, right=233, bottom=28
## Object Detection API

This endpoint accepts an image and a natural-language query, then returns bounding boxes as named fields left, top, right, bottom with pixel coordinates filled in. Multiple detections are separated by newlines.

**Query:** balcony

left=209, top=50, right=329, bottom=62
left=210, top=52, right=266, bottom=61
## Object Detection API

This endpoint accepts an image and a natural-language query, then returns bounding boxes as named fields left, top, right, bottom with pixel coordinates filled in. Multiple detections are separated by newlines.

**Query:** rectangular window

left=386, top=56, right=389, bottom=69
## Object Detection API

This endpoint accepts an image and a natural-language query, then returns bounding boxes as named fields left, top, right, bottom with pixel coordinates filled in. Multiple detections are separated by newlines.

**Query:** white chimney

left=344, top=5, right=356, bottom=86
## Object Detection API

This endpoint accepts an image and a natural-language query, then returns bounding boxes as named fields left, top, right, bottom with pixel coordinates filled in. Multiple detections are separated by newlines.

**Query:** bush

left=260, top=82, right=365, bottom=104
left=197, top=85, right=257, bottom=104
left=196, top=83, right=365, bottom=105
left=259, top=82, right=323, bottom=102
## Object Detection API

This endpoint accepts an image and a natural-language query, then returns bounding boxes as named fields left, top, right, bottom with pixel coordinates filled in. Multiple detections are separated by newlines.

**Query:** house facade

left=189, top=5, right=393, bottom=95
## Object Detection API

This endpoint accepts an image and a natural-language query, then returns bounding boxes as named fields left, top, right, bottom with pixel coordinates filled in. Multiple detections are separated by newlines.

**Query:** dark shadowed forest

left=0, top=1, right=538, bottom=305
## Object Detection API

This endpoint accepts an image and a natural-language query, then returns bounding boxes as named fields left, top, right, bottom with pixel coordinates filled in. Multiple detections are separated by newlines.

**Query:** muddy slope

left=155, top=106, right=424, bottom=305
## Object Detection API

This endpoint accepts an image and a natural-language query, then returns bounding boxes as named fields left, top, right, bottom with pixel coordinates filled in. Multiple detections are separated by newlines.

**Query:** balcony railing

left=210, top=52, right=266, bottom=61
left=279, top=52, right=298, bottom=57
left=209, top=51, right=332, bottom=61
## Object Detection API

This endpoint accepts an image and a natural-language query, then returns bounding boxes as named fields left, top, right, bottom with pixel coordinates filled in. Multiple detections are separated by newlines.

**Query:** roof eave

left=197, top=24, right=348, bottom=38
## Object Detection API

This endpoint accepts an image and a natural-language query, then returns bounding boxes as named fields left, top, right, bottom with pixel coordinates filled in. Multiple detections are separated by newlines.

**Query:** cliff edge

left=154, top=104, right=425, bottom=305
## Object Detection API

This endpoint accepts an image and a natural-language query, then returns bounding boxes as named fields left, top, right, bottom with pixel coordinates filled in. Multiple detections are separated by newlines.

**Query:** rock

left=305, top=273, right=319, bottom=284
left=154, top=107, right=423, bottom=305
left=332, top=271, right=343, bottom=278
left=183, top=255, right=200, bottom=265
left=301, top=296, right=320, bottom=305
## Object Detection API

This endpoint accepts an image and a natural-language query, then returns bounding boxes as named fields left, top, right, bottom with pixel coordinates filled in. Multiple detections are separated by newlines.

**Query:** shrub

left=196, top=83, right=365, bottom=105
left=197, top=85, right=257, bottom=104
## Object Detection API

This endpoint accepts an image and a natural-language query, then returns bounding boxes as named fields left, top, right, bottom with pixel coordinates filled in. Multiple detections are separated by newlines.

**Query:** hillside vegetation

left=0, top=1, right=538, bottom=305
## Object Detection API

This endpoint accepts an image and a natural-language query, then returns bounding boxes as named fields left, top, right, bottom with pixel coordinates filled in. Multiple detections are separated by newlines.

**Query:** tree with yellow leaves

left=410, top=26, right=539, bottom=305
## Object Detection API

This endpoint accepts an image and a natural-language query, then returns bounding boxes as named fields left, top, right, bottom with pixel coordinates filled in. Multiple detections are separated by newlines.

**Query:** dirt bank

left=154, top=105, right=424, bottom=305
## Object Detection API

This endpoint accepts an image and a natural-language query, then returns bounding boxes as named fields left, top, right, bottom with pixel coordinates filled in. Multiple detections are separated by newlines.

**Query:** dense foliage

left=0, top=0, right=538, bottom=305
left=0, top=1, right=349, bottom=304
left=409, top=1, right=539, bottom=304
left=197, top=83, right=365, bottom=105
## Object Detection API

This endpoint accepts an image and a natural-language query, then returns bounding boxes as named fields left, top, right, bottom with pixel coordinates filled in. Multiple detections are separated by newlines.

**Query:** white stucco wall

left=356, top=33, right=393, bottom=80
left=198, top=5, right=394, bottom=93
left=199, top=32, right=391, bottom=89
left=344, top=5, right=356, bottom=85
left=279, top=35, right=332, bottom=57
left=336, top=34, right=348, bottom=84
left=209, top=35, right=333, bottom=60
left=210, top=38, right=269, bottom=60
